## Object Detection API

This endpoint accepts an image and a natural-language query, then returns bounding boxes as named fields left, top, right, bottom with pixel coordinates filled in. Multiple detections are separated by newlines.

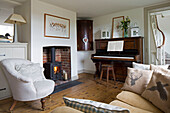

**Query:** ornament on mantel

left=101, top=30, right=110, bottom=39
left=131, top=23, right=140, bottom=37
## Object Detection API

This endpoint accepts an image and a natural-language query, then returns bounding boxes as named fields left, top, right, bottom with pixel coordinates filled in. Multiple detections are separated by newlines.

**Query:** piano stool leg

left=100, top=68, right=104, bottom=81
left=112, top=67, right=116, bottom=82
left=107, top=67, right=109, bottom=83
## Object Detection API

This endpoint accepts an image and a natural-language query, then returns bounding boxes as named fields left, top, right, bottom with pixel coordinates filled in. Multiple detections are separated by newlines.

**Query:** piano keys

left=92, top=56, right=134, bottom=60
left=91, top=37, right=143, bottom=82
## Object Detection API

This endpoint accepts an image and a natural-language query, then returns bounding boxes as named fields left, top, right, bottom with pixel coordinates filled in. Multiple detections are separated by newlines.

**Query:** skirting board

left=78, top=70, right=95, bottom=74
left=71, top=75, right=79, bottom=81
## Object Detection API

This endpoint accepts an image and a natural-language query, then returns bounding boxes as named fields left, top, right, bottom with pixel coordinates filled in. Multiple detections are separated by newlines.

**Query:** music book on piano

left=107, top=41, right=124, bottom=51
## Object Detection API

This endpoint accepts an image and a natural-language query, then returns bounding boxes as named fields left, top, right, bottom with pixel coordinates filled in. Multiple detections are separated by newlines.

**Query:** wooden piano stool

left=100, top=64, right=116, bottom=83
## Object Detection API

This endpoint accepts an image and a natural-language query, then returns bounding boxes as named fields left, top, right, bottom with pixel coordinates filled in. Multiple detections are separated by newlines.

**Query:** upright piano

left=91, top=37, right=143, bottom=82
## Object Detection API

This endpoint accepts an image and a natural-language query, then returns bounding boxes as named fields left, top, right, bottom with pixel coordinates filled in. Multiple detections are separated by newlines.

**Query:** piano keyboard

left=93, top=56, right=134, bottom=59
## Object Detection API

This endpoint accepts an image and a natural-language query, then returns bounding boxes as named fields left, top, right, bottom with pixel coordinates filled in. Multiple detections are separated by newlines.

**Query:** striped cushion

left=63, top=97, right=130, bottom=113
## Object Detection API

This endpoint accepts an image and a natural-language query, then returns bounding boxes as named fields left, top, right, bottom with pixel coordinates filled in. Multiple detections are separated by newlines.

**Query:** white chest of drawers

left=0, top=43, right=27, bottom=100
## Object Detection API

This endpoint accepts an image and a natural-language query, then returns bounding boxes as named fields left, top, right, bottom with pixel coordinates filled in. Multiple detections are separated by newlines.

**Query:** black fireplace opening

left=43, top=47, right=63, bottom=81
left=44, top=62, right=63, bottom=81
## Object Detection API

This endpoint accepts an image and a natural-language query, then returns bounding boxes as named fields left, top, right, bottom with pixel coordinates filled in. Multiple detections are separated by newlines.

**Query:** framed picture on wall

left=44, top=13, right=70, bottom=39
left=111, top=16, right=124, bottom=38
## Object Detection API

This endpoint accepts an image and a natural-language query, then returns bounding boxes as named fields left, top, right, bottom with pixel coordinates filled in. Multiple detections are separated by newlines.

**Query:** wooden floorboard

left=0, top=73, right=123, bottom=113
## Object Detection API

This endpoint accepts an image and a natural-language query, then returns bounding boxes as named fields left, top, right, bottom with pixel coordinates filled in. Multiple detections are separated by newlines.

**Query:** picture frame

left=101, top=30, right=110, bottom=39
left=131, top=27, right=140, bottom=37
left=111, top=16, right=124, bottom=38
left=131, top=23, right=140, bottom=37
left=44, top=13, right=70, bottom=39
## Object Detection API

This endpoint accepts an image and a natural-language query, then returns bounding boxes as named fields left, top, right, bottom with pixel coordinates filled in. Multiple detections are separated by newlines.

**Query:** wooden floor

left=0, top=73, right=123, bottom=113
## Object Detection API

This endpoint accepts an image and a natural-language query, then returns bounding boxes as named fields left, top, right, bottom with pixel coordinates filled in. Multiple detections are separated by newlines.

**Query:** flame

left=54, top=66, right=58, bottom=74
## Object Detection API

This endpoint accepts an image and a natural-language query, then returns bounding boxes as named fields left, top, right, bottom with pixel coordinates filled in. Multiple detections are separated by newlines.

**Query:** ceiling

left=0, top=0, right=26, bottom=9
left=1, top=0, right=170, bottom=17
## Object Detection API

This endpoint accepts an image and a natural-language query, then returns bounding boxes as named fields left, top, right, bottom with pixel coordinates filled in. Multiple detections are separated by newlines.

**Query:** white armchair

left=0, top=58, right=55, bottom=111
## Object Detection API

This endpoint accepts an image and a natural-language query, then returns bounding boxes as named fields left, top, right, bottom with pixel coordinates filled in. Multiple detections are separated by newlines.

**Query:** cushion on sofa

left=109, top=100, right=152, bottom=113
left=142, top=71, right=170, bottom=113
left=116, top=91, right=163, bottom=113
left=132, top=62, right=150, bottom=70
left=150, top=64, right=170, bottom=74
left=63, top=97, right=130, bottom=113
left=122, top=67, right=153, bottom=94
left=51, top=106, right=83, bottom=113
left=150, top=64, right=169, bottom=71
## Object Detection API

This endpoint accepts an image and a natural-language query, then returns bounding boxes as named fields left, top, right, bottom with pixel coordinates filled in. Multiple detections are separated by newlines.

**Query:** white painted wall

left=77, top=51, right=95, bottom=74
left=15, top=0, right=78, bottom=80
left=77, top=8, right=145, bottom=73
left=77, top=52, right=85, bottom=73
left=0, top=8, right=13, bottom=26
left=93, top=8, right=144, bottom=39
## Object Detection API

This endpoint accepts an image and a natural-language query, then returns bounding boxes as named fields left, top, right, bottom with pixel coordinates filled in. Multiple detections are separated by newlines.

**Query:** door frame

left=144, top=2, right=170, bottom=64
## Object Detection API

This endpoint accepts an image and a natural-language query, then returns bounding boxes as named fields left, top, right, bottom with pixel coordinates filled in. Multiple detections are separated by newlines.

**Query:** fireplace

left=43, top=61, right=62, bottom=80
left=43, top=46, right=71, bottom=81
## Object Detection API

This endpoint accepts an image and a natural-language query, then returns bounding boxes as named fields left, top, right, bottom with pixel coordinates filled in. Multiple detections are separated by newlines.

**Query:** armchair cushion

left=15, top=63, right=45, bottom=82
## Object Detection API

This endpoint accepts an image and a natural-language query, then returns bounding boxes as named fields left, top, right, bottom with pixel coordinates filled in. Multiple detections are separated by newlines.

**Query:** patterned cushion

left=63, top=97, right=130, bottom=113
left=132, top=62, right=150, bottom=70
left=142, top=71, right=170, bottom=113
left=122, top=67, right=153, bottom=94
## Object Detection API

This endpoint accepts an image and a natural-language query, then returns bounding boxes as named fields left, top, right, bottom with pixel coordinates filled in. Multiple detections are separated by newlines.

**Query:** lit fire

left=54, top=66, right=59, bottom=74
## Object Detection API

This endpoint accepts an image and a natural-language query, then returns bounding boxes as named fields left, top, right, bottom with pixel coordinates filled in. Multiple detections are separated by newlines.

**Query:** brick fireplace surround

left=43, top=46, right=71, bottom=80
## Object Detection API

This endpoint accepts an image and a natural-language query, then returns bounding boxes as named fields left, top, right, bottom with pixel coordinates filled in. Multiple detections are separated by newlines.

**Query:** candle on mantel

left=63, top=70, right=67, bottom=80
left=65, top=72, right=67, bottom=80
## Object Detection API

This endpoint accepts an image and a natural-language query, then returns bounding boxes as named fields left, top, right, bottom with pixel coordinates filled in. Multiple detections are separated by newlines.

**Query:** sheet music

left=107, top=41, right=124, bottom=51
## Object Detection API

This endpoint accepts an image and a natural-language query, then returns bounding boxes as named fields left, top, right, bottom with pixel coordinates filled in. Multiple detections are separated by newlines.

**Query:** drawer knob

left=0, top=54, right=5, bottom=56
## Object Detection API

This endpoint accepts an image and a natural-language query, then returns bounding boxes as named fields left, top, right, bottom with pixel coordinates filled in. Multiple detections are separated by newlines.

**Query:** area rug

left=52, top=80, right=83, bottom=94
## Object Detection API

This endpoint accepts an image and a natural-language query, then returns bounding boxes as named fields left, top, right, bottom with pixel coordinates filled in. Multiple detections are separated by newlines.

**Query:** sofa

left=51, top=90, right=163, bottom=113
left=51, top=63, right=170, bottom=113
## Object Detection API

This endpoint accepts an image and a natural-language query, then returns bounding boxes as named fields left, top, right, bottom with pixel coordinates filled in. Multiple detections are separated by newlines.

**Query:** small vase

left=124, top=29, right=128, bottom=37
